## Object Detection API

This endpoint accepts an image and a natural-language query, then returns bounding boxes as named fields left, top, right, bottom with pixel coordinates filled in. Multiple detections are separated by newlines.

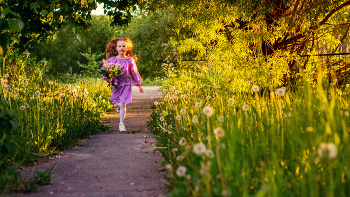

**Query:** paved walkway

left=18, top=86, right=166, bottom=197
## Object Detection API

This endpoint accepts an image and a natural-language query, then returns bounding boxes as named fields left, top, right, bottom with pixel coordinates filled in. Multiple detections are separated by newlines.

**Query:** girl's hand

left=138, top=86, right=144, bottom=93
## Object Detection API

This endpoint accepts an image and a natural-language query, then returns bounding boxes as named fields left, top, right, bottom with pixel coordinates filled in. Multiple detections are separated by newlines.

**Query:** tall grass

left=148, top=71, right=350, bottom=197
left=0, top=53, right=112, bottom=193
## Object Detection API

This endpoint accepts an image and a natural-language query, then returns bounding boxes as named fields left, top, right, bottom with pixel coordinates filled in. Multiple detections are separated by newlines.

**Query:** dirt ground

left=12, top=86, right=166, bottom=197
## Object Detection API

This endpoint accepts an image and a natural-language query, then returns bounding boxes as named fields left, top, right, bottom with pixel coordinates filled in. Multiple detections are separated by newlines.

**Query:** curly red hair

left=105, top=37, right=138, bottom=61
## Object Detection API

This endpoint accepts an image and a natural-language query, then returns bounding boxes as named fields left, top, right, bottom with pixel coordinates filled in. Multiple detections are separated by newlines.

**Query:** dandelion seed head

left=228, top=98, right=234, bottom=104
left=346, top=84, right=349, bottom=88
left=4, top=74, right=9, bottom=78
left=165, top=164, right=173, bottom=171
left=175, top=90, right=179, bottom=94
left=73, top=94, right=78, bottom=98
left=214, top=127, right=225, bottom=138
left=242, top=104, right=250, bottom=111
left=20, top=105, right=26, bottom=110
left=23, top=83, right=27, bottom=87
left=202, top=106, right=214, bottom=116
left=176, top=155, right=184, bottom=161
left=195, top=102, right=201, bottom=107
left=159, top=117, right=165, bottom=121
left=317, top=142, right=337, bottom=159
left=276, top=87, right=286, bottom=96
left=176, top=115, right=181, bottom=120
left=218, top=116, right=224, bottom=122
left=193, top=142, right=206, bottom=155
left=35, top=90, right=41, bottom=96
left=181, top=94, right=186, bottom=99
left=154, top=101, right=159, bottom=105
left=176, top=166, right=186, bottom=177
left=172, top=148, right=178, bottom=153
left=206, top=96, right=210, bottom=99
left=162, top=89, right=167, bottom=92
left=205, top=149, right=215, bottom=158
left=252, top=85, right=260, bottom=92
left=14, top=88, right=18, bottom=93
left=179, top=137, right=186, bottom=146
left=180, top=109, right=186, bottom=114
left=192, top=115, right=199, bottom=124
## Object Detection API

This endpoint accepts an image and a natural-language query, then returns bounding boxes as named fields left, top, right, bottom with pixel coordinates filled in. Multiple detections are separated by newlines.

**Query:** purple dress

left=101, top=57, right=142, bottom=104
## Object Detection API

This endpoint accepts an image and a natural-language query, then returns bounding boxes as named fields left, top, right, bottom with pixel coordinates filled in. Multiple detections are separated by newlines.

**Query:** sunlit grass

left=0, top=57, right=113, bottom=192
left=149, top=71, right=350, bottom=197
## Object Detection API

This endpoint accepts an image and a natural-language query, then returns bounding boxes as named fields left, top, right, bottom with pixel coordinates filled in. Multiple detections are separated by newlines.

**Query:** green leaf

left=1, top=7, right=16, bottom=17
left=4, top=139, right=17, bottom=153
left=9, top=120, right=19, bottom=130
left=8, top=19, right=20, bottom=32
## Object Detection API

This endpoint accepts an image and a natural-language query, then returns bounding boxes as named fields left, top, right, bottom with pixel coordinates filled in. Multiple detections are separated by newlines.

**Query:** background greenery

left=1, top=0, right=350, bottom=196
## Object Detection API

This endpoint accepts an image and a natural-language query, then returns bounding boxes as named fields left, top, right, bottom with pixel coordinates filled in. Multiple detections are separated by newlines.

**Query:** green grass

left=0, top=58, right=113, bottom=193
left=148, top=71, right=350, bottom=197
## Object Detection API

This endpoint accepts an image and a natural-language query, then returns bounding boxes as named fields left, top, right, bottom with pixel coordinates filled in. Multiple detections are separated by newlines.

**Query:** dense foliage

left=43, top=15, right=116, bottom=74
left=141, top=0, right=350, bottom=89
left=118, top=9, right=177, bottom=78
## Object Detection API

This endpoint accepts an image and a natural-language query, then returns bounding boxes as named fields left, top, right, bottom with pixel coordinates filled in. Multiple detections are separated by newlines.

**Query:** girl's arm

left=129, top=59, right=143, bottom=93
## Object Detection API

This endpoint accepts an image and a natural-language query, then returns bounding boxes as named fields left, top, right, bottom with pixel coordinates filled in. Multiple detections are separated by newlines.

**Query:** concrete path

left=17, top=86, right=166, bottom=197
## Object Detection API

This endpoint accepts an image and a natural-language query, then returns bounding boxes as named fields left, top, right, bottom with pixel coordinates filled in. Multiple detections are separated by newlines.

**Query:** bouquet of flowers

left=101, top=59, right=123, bottom=89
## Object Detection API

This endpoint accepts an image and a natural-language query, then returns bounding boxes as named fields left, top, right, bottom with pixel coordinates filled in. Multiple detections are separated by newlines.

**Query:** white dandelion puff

left=176, top=155, right=184, bottom=161
left=202, top=106, right=214, bottom=116
left=176, top=115, right=181, bottom=120
left=228, top=98, right=234, bottom=104
left=195, top=102, right=201, bottom=107
left=180, top=109, right=186, bottom=114
left=276, top=87, right=286, bottom=96
left=252, top=85, right=260, bottom=92
left=193, top=142, right=206, bottom=155
left=4, top=74, right=9, bottom=78
left=175, top=90, right=179, bottom=94
left=20, top=105, right=26, bottom=110
left=205, top=149, right=215, bottom=158
left=218, top=116, right=224, bottom=122
left=35, top=90, right=41, bottom=96
left=242, top=104, right=250, bottom=111
left=154, top=101, right=159, bottom=105
left=159, top=117, right=165, bottom=121
left=73, top=94, right=78, bottom=98
left=213, top=127, right=225, bottom=138
left=179, top=137, right=186, bottom=146
left=176, top=166, right=187, bottom=177
left=192, top=115, right=199, bottom=124
left=206, top=96, right=211, bottom=99
left=317, top=142, right=337, bottom=159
